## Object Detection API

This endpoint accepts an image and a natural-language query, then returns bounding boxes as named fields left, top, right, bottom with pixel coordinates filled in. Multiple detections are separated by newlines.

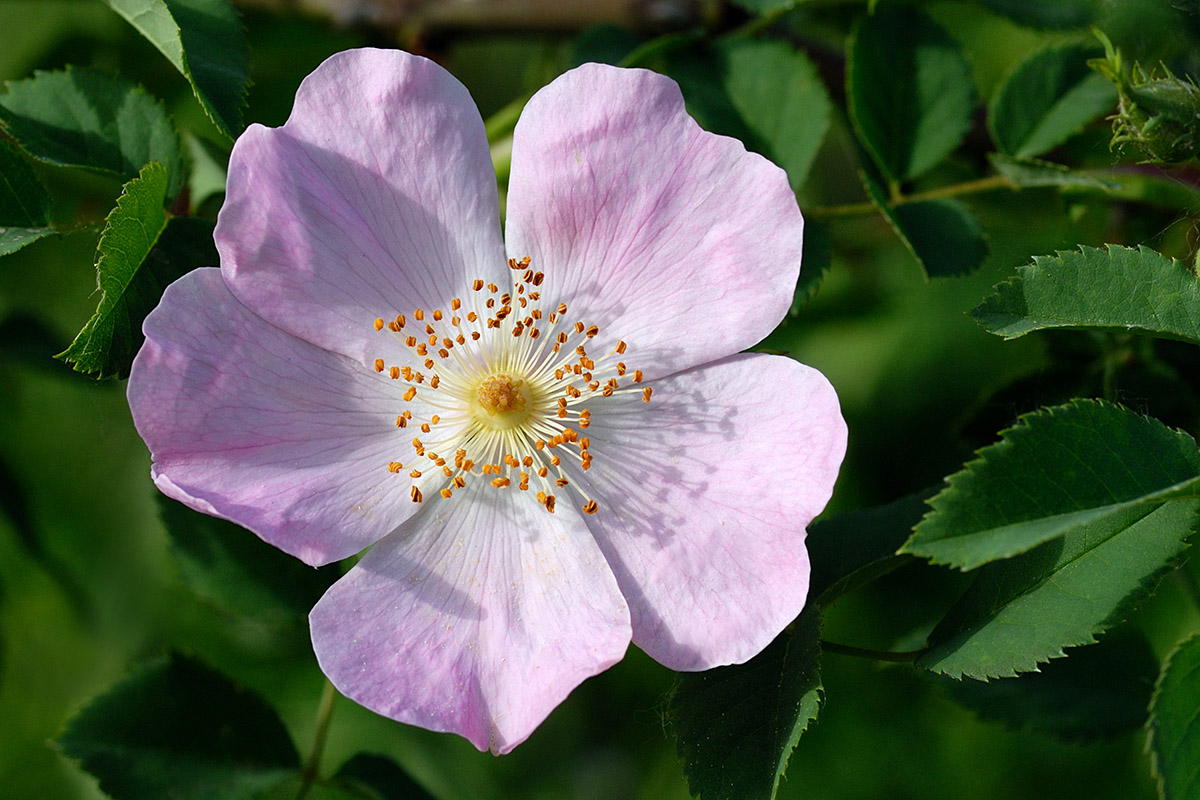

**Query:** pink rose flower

left=128, top=48, right=846, bottom=753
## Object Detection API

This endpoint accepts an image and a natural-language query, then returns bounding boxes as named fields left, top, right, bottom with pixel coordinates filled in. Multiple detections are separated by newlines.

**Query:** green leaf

left=0, top=66, right=183, bottom=200
left=940, top=628, right=1158, bottom=741
left=972, top=245, right=1200, bottom=345
left=103, top=0, right=249, bottom=140
left=975, top=0, right=1100, bottom=29
left=862, top=171, right=989, bottom=278
left=668, top=39, right=832, bottom=191
left=1148, top=632, right=1200, bottom=800
left=807, top=489, right=933, bottom=606
left=161, top=496, right=338, bottom=626
left=57, top=653, right=300, bottom=800
left=57, top=163, right=217, bottom=379
left=905, top=400, right=1200, bottom=570
left=730, top=0, right=795, bottom=12
left=670, top=604, right=822, bottom=800
left=719, top=39, right=832, bottom=191
left=0, top=138, right=56, bottom=257
left=913, top=402, right=1198, bottom=679
left=988, top=153, right=1119, bottom=191
left=790, top=219, right=830, bottom=313
left=989, top=43, right=1116, bottom=158
left=330, top=754, right=438, bottom=800
left=847, top=8, right=975, bottom=184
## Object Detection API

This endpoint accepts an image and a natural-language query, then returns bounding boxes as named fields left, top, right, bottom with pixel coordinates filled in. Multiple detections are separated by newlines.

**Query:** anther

left=374, top=359, right=385, bottom=373
left=374, top=318, right=385, bottom=332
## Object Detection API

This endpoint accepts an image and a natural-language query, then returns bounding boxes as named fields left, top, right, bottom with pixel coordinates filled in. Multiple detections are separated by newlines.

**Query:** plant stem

left=807, top=174, right=1016, bottom=220
left=295, top=679, right=338, bottom=800
left=820, top=640, right=925, bottom=662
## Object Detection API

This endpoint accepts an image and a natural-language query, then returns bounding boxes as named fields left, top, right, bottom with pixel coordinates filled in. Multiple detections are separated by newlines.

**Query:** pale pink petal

left=504, top=63, right=804, bottom=380
left=310, top=482, right=632, bottom=753
left=217, top=48, right=506, bottom=364
left=129, top=268, right=428, bottom=566
left=572, top=353, right=846, bottom=670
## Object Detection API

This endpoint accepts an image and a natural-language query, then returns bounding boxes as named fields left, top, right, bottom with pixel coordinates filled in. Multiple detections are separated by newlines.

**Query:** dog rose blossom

left=128, top=48, right=847, bottom=753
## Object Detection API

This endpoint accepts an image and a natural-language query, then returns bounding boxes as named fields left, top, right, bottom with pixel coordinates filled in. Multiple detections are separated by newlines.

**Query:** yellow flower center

left=369, top=257, right=651, bottom=516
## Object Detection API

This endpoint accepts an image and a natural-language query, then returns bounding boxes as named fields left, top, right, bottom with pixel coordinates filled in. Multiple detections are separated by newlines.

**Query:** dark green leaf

left=730, top=0, right=795, bottom=12
left=57, top=163, right=216, bottom=379
left=0, top=66, right=183, bottom=200
left=1148, top=632, right=1200, bottom=800
left=847, top=8, right=975, bottom=184
left=790, top=219, right=830, bottom=313
left=940, top=628, right=1158, bottom=741
left=807, top=489, right=933, bottom=606
left=57, top=653, right=300, bottom=800
left=989, top=153, right=1119, bottom=191
left=862, top=171, right=989, bottom=278
left=719, top=39, right=832, bottom=190
left=905, top=400, right=1200, bottom=570
left=330, top=754, right=438, bottom=800
left=670, top=604, right=822, bottom=800
left=1080, top=171, right=1200, bottom=211
left=570, top=24, right=640, bottom=67
left=668, top=39, right=832, bottom=191
left=989, top=43, right=1116, bottom=159
left=104, top=0, right=249, bottom=139
left=161, top=496, right=338, bottom=626
left=972, top=245, right=1200, bottom=345
left=0, top=138, right=56, bottom=256
left=975, top=0, right=1100, bottom=29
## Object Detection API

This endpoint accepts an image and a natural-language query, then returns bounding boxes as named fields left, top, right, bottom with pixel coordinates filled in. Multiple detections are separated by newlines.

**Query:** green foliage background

left=2, top=1, right=1200, bottom=798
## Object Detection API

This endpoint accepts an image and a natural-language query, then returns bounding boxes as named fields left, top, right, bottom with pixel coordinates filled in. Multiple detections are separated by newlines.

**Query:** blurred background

left=2, top=0, right=1199, bottom=798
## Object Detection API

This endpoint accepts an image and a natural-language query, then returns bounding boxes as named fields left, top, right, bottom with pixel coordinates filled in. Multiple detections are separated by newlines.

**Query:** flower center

left=369, top=257, right=651, bottom=516
left=474, top=374, right=529, bottom=425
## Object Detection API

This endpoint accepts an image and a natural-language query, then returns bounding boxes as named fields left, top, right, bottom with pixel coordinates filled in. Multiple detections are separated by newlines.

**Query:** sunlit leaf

left=905, top=400, right=1200, bottom=569
left=989, top=43, right=1116, bottom=158
left=103, top=0, right=249, bottom=139
left=913, top=401, right=1198, bottom=679
left=57, top=163, right=216, bottom=379
left=941, top=628, right=1157, bottom=741
left=56, top=653, right=300, bottom=800
left=862, top=171, right=989, bottom=278
left=0, top=66, right=183, bottom=200
left=847, top=7, right=974, bottom=184
left=972, top=245, right=1200, bottom=345
left=1148, top=632, right=1200, bottom=800
left=670, top=605, right=822, bottom=800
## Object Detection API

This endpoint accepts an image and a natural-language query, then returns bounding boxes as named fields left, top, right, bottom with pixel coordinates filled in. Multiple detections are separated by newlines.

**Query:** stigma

left=369, top=257, right=649, bottom=516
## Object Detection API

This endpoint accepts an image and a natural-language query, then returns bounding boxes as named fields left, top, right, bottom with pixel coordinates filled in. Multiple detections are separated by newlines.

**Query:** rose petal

left=217, top=48, right=506, bottom=364
left=310, top=481, right=632, bottom=753
left=505, top=63, right=804, bottom=380
left=573, top=353, right=846, bottom=670
left=129, top=268, right=427, bottom=566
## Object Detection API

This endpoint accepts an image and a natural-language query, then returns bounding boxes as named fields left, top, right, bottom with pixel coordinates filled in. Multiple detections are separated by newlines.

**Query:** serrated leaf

left=847, top=8, right=975, bottom=184
left=668, top=39, right=832, bottom=191
left=988, top=43, right=1116, bottom=159
left=161, top=496, right=338, bottom=626
left=1148, top=632, right=1200, bottom=800
left=989, top=153, right=1119, bottom=191
left=905, top=400, right=1200, bottom=570
left=790, top=219, right=830, bottom=313
left=670, top=604, right=822, bottom=800
left=972, top=245, right=1200, bottom=345
left=940, top=628, right=1157, bottom=741
left=975, top=0, right=1100, bottom=29
left=104, top=0, right=249, bottom=140
left=807, top=489, right=932, bottom=606
left=57, top=653, right=300, bottom=800
left=330, top=754, right=438, bottom=800
left=57, top=163, right=216, bottom=379
left=0, top=66, right=183, bottom=200
left=0, top=138, right=56, bottom=257
left=862, top=171, right=989, bottom=278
